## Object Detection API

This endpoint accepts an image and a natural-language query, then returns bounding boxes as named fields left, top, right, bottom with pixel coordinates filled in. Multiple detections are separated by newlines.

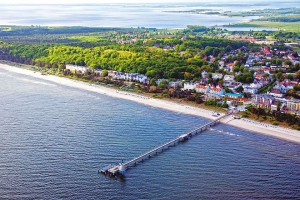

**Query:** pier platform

left=100, top=111, right=233, bottom=176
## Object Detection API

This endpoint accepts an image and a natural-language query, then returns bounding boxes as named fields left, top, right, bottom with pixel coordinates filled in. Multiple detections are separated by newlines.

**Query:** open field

left=226, top=21, right=300, bottom=33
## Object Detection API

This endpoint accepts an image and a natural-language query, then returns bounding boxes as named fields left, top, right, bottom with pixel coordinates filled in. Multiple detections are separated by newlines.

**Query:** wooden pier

left=100, top=112, right=233, bottom=176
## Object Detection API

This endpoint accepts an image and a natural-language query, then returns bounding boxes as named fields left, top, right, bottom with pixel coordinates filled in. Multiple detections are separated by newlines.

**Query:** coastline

left=1, top=63, right=300, bottom=144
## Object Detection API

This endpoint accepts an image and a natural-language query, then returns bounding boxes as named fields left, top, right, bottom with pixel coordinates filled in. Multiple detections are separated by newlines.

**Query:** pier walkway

left=100, top=111, right=234, bottom=176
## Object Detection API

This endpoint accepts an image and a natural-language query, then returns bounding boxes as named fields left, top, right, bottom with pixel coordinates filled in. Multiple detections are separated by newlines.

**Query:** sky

left=0, top=0, right=277, bottom=4
left=0, top=0, right=197, bottom=4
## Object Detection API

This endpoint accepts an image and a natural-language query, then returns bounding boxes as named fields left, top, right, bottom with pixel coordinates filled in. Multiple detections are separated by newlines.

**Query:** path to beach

left=1, top=63, right=299, bottom=144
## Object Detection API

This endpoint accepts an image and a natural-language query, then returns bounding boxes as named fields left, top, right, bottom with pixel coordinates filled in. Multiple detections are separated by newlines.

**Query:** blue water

left=0, top=2, right=299, bottom=28
left=0, top=68, right=299, bottom=199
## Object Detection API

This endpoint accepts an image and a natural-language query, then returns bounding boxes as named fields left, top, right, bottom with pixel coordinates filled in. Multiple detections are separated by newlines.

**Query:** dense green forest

left=0, top=26, right=249, bottom=80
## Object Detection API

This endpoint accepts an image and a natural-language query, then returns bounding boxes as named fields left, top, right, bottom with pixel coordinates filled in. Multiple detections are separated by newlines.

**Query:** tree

left=295, top=71, right=300, bottom=80
left=275, top=59, right=282, bottom=66
left=150, top=78, right=156, bottom=86
left=184, top=72, right=192, bottom=80
left=263, top=73, right=269, bottom=77
left=224, top=87, right=232, bottom=93
left=158, top=80, right=169, bottom=89
left=101, top=70, right=108, bottom=77
left=286, top=74, right=294, bottom=80
left=233, top=66, right=240, bottom=73
left=276, top=71, right=283, bottom=81
left=284, top=60, right=292, bottom=67
left=236, top=85, right=244, bottom=93
left=277, top=101, right=281, bottom=111
left=293, top=85, right=300, bottom=91
left=149, top=86, right=157, bottom=93
left=235, top=61, right=242, bottom=68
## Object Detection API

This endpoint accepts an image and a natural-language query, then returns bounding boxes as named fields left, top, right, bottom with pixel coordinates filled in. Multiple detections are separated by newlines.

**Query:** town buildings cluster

left=66, top=39, right=300, bottom=114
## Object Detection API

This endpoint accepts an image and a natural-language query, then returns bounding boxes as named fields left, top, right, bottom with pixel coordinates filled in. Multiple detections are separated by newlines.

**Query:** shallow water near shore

left=0, top=68, right=300, bottom=199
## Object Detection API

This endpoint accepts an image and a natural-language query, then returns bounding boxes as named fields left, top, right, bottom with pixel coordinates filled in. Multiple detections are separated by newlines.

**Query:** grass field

left=226, top=21, right=300, bottom=33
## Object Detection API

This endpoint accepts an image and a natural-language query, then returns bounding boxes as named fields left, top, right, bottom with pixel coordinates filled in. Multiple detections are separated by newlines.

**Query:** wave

left=19, top=78, right=57, bottom=87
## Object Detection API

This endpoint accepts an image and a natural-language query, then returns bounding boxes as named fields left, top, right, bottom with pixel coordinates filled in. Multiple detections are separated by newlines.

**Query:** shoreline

left=1, top=63, right=300, bottom=144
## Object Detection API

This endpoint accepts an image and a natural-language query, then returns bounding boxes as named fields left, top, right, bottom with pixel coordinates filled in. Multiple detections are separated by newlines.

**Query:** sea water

left=0, top=68, right=299, bottom=199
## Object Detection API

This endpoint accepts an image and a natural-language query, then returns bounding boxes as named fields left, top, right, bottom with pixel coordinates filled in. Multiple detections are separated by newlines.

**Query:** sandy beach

left=1, top=63, right=300, bottom=144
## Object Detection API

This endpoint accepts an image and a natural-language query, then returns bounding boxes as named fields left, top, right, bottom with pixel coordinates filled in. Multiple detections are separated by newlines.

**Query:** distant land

left=168, top=7, right=300, bottom=33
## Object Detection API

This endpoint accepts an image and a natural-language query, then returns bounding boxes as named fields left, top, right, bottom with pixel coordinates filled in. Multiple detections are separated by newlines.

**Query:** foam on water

left=19, top=77, right=57, bottom=87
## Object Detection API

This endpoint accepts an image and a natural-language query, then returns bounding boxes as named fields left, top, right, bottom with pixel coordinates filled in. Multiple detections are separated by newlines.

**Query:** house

left=268, top=88, right=284, bottom=98
left=227, top=63, right=235, bottom=72
left=243, top=86, right=258, bottom=94
left=201, top=71, right=209, bottom=79
left=243, top=82, right=263, bottom=94
left=212, top=73, right=223, bottom=80
left=219, top=61, right=225, bottom=67
left=253, top=94, right=275, bottom=109
left=270, top=65, right=280, bottom=71
left=112, top=72, right=126, bottom=80
left=229, top=82, right=243, bottom=91
left=135, top=74, right=148, bottom=83
left=66, top=64, right=92, bottom=73
left=273, top=84, right=288, bottom=94
left=183, top=82, right=199, bottom=90
left=108, top=70, right=115, bottom=77
left=163, top=46, right=172, bottom=51
left=169, top=81, right=182, bottom=88
left=224, top=75, right=235, bottom=82
left=286, top=100, right=300, bottom=113
left=94, top=69, right=103, bottom=75
left=196, top=85, right=210, bottom=94
left=223, top=80, right=233, bottom=87
left=200, top=77, right=210, bottom=85
left=209, top=85, right=225, bottom=96
left=278, top=80, right=299, bottom=92
left=263, top=67, right=270, bottom=74
left=263, top=46, right=272, bottom=58
left=288, top=54, right=298, bottom=61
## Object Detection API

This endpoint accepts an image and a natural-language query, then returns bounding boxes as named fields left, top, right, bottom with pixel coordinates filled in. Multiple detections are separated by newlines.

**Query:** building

left=253, top=95, right=275, bottom=109
left=196, top=85, right=210, bottom=94
left=224, top=75, right=235, bottom=82
left=212, top=73, right=223, bottom=80
left=268, top=88, right=284, bottom=98
left=286, top=100, right=300, bottom=113
left=169, top=81, right=182, bottom=88
left=183, top=82, right=199, bottom=90
left=263, top=46, right=272, bottom=58
left=66, top=64, right=92, bottom=73
left=209, top=85, right=225, bottom=96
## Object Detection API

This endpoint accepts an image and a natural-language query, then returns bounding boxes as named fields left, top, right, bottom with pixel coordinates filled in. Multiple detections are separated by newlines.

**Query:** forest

left=0, top=26, right=249, bottom=80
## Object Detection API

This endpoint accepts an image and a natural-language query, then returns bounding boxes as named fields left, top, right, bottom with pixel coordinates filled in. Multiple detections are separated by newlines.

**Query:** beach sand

left=1, top=63, right=300, bottom=144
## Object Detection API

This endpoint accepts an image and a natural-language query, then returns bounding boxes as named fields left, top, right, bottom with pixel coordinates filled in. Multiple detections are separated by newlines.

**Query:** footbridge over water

left=100, top=111, right=234, bottom=176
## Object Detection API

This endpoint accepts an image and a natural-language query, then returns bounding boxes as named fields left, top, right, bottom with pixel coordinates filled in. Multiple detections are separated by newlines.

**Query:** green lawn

left=227, top=21, right=300, bottom=33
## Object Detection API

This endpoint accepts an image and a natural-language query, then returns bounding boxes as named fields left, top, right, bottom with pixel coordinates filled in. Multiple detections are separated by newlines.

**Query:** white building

left=212, top=73, right=223, bottom=80
left=66, top=64, right=92, bottom=73
left=183, top=82, right=199, bottom=90
left=223, top=75, right=235, bottom=82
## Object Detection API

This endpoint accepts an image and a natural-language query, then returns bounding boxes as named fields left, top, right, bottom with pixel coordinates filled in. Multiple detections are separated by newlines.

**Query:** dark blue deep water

left=0, top=68, right=299, bottom=199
